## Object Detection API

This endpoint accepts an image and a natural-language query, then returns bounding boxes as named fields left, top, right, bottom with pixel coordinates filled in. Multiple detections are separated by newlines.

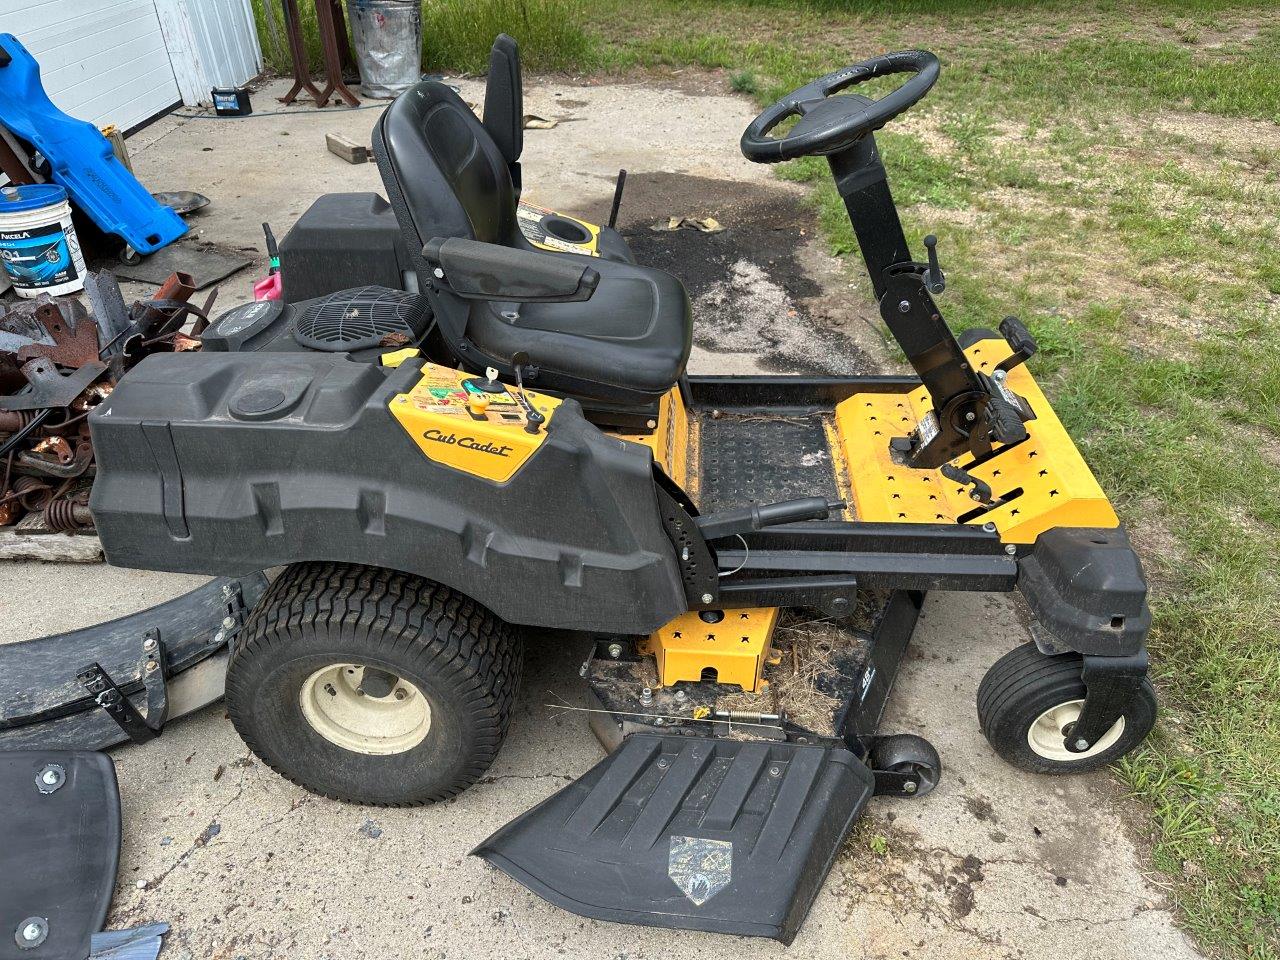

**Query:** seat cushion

left=464, top=254, right=691, bottom=404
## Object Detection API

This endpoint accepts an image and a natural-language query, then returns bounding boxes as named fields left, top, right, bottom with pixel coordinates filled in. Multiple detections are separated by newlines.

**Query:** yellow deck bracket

left=643, top=607, right=780, bottom=693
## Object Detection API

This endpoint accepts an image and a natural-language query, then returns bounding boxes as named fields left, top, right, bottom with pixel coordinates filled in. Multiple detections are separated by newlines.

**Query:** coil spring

left=44, top=496, right=92, bottom=532
left=12, top=476, right=53, bottom=511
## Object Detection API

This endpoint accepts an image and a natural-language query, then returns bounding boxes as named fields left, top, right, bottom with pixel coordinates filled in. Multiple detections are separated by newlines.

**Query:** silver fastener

left=768, top=765, right=781, bottom=777
left=145, top=660, right=158, bottom=673
left=701, top=593, right=713, bottom=604
left=640, top=687, right=653, bottom=705
left=681, top=547, right=690, bottom=561
left=1005, top=544, right=1017, bottom=555
left=675, top=689, right=687, bottom=702
left=35, top=764, right=65, bottom=794
left=903, top=780, right=918, bottom=794
left=1074, top=738, right=1090, bottom=752
left=433, top=267, right=444, bottom=279
left=214, top=630, right=226, bottom=643
left=898, top=300, right=911, bottom=313
left=143, top=636, right=157, bottom=652
left=222, top=616, right=235, bottom=629
left=16, top=917, right=47, bottom=949
left=982, top=521, right=997, bottom=533
left=607, top=643, right=623, bottom=659
left=656, top=758, right=668, bottom=770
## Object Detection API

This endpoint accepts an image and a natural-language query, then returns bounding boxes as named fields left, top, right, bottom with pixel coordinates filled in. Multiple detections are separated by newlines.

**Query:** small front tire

left=977, top=644, right=1155, bottom=774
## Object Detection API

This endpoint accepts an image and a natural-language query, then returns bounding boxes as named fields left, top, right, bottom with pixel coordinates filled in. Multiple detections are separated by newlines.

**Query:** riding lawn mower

left=77, top=38, right=1155, bottom=943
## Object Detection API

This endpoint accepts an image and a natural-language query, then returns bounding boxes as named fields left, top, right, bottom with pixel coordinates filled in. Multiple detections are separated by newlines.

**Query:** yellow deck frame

left=833, top=341, right=1118, bottom=543
left=641, top=607, right=779, bottom=692
left=613, top=341, right=1118, bottom=687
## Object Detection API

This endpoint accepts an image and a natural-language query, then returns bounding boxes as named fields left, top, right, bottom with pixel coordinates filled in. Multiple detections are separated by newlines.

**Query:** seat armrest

left=422, top=237, right=599, bottom=303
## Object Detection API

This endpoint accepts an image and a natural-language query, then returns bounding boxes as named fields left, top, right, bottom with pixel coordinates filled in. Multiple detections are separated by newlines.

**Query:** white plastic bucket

left=0, top=183, right=87, bottom=298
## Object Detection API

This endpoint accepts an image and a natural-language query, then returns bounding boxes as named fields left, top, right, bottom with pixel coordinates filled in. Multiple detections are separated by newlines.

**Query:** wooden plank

left=326, top=133, right=369, bottom=165
left=0, top=526, right=103, bottom=562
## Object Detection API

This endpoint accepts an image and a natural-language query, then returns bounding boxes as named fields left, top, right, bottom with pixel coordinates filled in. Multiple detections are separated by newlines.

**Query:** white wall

left=154, top=0, right=262, bottom=107
left=1, top=0, right=184, bottom=132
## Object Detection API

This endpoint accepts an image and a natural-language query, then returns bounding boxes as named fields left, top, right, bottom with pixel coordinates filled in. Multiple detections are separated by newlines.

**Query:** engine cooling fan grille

left=291, top=286, right=428, bottom=352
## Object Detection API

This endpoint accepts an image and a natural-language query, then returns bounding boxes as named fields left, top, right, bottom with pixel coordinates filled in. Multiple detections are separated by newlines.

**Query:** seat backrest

left=373, top=74, right=529, bottom=352
left=375, top=79, right=520, bottom=249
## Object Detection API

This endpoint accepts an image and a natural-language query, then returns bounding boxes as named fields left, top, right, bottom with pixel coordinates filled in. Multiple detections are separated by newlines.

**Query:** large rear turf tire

left=226, top=562, right=523, bottom=805
left=977, top=643, right=1155, bottom=774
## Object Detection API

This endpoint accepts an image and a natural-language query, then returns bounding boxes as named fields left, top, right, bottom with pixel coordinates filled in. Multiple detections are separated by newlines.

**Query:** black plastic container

left=211, top=87, right=252, bottom=117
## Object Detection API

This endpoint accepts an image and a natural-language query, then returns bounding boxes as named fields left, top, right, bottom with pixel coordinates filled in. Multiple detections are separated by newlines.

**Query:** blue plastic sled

left=0, top=34, right=186, bottom=255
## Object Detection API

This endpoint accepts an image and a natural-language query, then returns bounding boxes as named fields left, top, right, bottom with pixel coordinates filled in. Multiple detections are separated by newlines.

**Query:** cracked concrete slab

left=1, top=75, right=1200, bottom=960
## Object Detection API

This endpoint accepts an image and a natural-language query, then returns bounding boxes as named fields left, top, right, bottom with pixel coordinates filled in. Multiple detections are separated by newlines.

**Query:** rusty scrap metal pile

left=0, top=271, right=210, bottom=533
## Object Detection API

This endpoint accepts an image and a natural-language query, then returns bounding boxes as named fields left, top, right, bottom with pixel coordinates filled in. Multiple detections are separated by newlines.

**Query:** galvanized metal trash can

left=347, top=0, right=423, bottom=99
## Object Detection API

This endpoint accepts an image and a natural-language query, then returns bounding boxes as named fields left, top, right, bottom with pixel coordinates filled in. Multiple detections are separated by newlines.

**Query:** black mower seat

left=374, top=78, right=691, bottom=405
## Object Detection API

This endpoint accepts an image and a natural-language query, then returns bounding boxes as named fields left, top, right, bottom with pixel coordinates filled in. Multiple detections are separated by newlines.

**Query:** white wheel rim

left=1026, top=699, right=1125, bottom=762
left=299, top=664, right=431, bottom=755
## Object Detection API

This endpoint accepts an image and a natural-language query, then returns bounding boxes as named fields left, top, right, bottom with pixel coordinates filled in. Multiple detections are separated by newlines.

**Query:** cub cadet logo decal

left=422, top=428, right=513, bottom=457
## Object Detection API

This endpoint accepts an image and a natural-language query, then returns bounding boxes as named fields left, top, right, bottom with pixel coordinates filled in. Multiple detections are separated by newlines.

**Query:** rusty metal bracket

left=76, top=630, right=169, bottom=745
left=15, top=299, right=100, bottom=368
left=0, top=358, right=106, bottom=412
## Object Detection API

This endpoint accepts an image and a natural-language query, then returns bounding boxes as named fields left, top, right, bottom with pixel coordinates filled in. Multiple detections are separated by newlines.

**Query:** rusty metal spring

left=12, top=475, right=53, bottom=511
left=43, top=495, right=93, bottom=532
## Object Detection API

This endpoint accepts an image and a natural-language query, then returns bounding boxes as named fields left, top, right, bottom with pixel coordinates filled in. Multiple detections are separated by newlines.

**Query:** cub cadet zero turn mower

left=87, top=40, right=1156, bottom=942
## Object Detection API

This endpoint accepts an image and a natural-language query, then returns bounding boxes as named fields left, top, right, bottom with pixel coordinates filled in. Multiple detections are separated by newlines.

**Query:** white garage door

left=0, top=0, right=183, bottom=133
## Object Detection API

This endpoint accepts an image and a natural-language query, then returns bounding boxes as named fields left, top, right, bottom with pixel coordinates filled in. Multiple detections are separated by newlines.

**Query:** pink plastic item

left=253, top=271, right=282, bottom=301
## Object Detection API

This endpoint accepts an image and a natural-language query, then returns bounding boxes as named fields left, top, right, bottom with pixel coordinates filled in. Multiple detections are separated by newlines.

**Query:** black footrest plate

left=0, top=751, right=120, bottom=960
left=473, top=734, right=874, bottom=943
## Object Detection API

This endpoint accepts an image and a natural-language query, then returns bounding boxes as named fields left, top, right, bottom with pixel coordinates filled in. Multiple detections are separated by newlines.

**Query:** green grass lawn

left=258, top=1, right=1278, bottom=954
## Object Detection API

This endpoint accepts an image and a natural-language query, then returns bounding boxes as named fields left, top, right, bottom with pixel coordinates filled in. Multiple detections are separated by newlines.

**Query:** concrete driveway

left=2, top=75, right=1201, bottom=960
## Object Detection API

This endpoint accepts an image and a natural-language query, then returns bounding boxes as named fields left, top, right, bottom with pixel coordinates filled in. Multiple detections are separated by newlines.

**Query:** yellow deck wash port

left=642, top=607, right=780, bottom=693
left=834, top=341, right=1119, bottom=543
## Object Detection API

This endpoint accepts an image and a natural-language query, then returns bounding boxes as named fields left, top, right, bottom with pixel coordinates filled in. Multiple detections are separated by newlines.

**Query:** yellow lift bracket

left=835, top=341, right=1119, bottom=543
left=390, top=363, right=561, bottom=483
left=643, top=607, right=780, bottom=693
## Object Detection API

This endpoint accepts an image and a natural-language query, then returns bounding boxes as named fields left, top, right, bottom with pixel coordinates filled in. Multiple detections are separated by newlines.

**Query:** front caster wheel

left=977, top=644, right=1156, bottom=774
left=869, top=733, right=941, bottom=797
left=226, top=562, right=523, bottom=806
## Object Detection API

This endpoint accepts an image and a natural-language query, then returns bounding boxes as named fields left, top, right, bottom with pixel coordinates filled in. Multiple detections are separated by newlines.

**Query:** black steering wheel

left=740, top=50, right=939, bottom=164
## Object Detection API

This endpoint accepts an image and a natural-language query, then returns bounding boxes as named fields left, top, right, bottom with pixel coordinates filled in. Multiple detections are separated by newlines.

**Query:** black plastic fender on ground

left=473, top=734, right=875, bottom=944
left=0, top=574, right=269, bottom=751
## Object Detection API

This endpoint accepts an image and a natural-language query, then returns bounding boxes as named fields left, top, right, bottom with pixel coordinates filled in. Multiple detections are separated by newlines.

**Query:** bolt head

left=1005, top=544, right=1017, bottom=555
left=674, top=690, right=687, bottom=701
left=41, top=770, right=58, bottom=785
left=768, top=765, right=781, bottom=777
left=143, top=637, right=157, bottom=651
left=982, top=521, right=997, bottom=533
left=701, top=593, right=713, bottom=604
left=433, top=267, right=444, bottom=279
left=898, top=300, right=911, bottom=314
left=607, top=643, right=623, bottom=659
left=21, top=923, right=41, bottom=941
left=903, top=780, right=918, bottom=794
left=1074, top=738, right=1090, bottom=752
left=145, top=660, right=158, bottom=673
left=222, top=616, right=235, bottom=629
left=965, top=411, right=976, bottom=422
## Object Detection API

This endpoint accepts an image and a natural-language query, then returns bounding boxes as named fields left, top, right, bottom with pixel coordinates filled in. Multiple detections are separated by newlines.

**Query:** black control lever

left=995, top=315, right=1037, bottom=373
left=697, top=497, right=843, bottom=541
left=607, top=169, right=627, bottom=230
left=940, top=463, right=993, bottom=505
left=923, top=234, right=945, bottom=294
left=509, top=351, right=545, bottom=434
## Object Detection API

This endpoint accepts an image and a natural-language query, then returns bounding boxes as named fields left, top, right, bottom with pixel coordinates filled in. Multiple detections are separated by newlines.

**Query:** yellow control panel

left=390, top=363, right=560, bottom=483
